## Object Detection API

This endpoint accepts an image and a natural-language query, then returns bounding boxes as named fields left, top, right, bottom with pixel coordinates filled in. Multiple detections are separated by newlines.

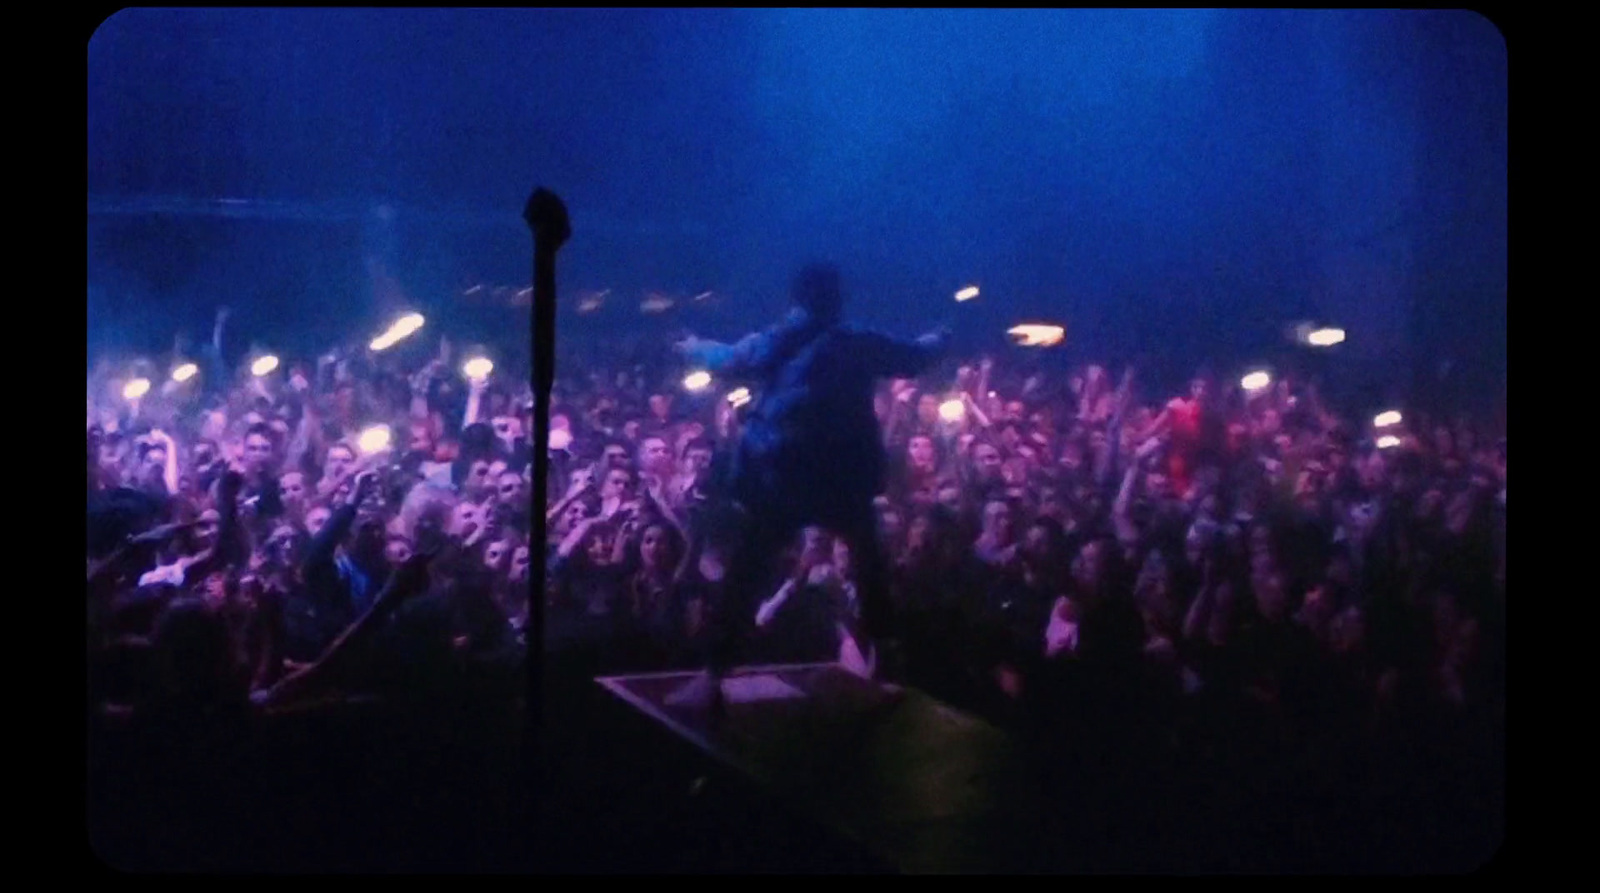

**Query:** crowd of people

left=542, top=325, right=1505, bottom=868
left=88, top=307, right=533, bottom=716
left=85, top=295, right=1504, bottom=869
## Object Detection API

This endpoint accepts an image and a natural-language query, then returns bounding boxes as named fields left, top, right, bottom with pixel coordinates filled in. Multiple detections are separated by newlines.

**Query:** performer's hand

left=523, top=188, right=571, bottom=253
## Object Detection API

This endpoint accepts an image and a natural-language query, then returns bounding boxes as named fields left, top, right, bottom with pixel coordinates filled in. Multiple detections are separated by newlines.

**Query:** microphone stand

left=522, top=188, right=569, bottom=864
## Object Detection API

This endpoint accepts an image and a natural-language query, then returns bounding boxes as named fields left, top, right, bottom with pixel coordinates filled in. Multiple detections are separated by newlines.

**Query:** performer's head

left=792, top=264, right=843, bottom=324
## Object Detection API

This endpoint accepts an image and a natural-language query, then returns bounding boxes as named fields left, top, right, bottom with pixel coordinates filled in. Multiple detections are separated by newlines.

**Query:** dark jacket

left=685, top=308, right=943, bottom=521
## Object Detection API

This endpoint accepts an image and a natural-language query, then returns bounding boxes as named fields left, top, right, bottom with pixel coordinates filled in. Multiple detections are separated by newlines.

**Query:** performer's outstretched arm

left=678, top=330, right=772, bottom=378
left=859, top=326, right=950, bottom=379
left=677, top=307, right=817, bottom=378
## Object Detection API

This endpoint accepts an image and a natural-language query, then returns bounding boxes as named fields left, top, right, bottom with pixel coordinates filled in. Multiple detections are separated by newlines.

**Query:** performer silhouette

left=668, top=265, right=948, bottom=715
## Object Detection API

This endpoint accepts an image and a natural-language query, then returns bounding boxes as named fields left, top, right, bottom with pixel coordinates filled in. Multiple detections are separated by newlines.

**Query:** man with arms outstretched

left=668, top=265, right=948, bottom=715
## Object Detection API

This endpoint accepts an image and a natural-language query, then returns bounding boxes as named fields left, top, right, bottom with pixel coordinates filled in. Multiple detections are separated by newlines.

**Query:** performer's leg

left=706, top=512, right=796, bottom=678
left=835, top=502, right=894, bottom=648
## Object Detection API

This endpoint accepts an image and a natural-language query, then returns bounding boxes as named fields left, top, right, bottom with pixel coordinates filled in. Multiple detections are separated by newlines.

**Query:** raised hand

left=566, top=469, right=595, bottom=499
left=347, top=470, right=379, bottom=508
left=523, top=188, right=571, bottom=254
left=411, top=359, right=443, bottom=394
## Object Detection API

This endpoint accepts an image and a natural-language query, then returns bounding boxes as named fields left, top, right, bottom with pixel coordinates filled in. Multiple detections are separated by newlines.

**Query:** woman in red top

left=1140, top=376, right=1216, bottom=498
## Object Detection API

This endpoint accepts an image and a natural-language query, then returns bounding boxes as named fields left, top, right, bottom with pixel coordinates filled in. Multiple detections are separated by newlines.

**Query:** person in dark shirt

left=283, top=470, right=387, bottom=661
left=668, top=265, right=948, bottom=712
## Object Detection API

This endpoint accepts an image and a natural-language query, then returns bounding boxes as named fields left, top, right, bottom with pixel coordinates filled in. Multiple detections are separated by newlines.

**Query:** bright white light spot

left=358, top=425, right=392, bottom=455
left=251, top=355, right=280, bottom=377
left=171, top=363, right=199, bottom=383
left=954, top=286, right=980, bottom=303
left=1376, top=435, right=1402, bottom=450
left=463, top=357, right=494, bottom=381
left=122, top=378, right=151, bottom=401
left=683, top=371, right=712, bottom=392
left=1374, top=410, right=1403, bottom=428
left=371, top=313, right=425, bottom=351
left=1307, top=327, right=1346, bottom=347
left=1007, top=323, right=1065, bottom=347
left=939, top=399, right=966, bottom=423
left=726, top=387, right=751, bottom=407
left=1240, top=371, right=1272, bottom=392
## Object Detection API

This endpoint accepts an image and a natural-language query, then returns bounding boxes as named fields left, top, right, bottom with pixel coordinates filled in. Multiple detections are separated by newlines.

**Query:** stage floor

left=597, top=663, right=1047, bottom=873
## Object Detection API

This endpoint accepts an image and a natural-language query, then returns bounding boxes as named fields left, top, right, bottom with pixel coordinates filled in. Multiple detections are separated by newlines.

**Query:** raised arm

left=555, top=517, right=601, bottom=560
left=1138, top=405, right=1174, bottom=444
left=203, top=306, right=231, bottom=393
left=410, top=361, right=439, bottom=422
left=974, top=356, right=994, bottom=404
left=1098, top=367, right=1138, bottom=493
left=151, top=430, right=181, bottom=496
left=546, top=472, right=595, bottom=523
left=643, top=479, right=688, bottom=546
left=609, top=512, right=637, bottom=567
left=755, top=577, right=798, bottom=629
left=286, top=398, right=321, bottom=473
left=463, top=375, right=489, bottom=429
left=303, top=471, right=375, bottom=574
left=960, top=392, right=994, bottom=430
left=1112, top=455, right=1146, bottom=549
